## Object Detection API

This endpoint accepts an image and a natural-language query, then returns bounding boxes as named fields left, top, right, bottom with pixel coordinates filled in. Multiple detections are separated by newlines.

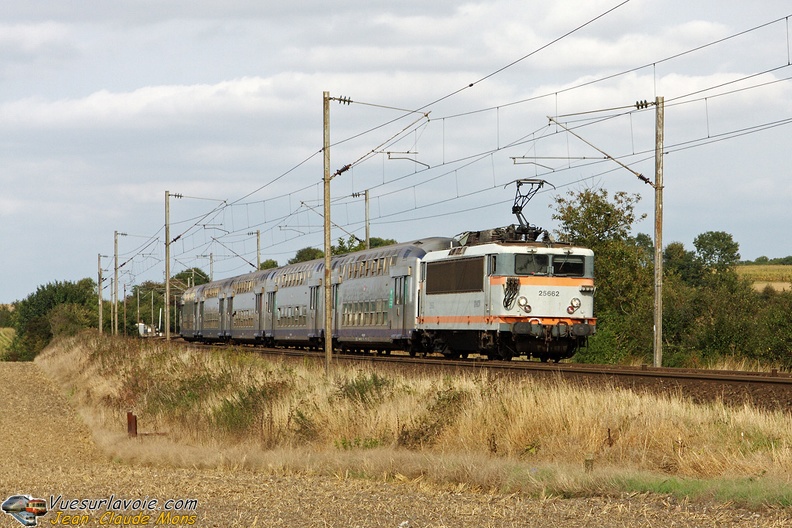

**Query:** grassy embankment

left=736, top=264, right=792, bottom=292
left=0, top=328, right=14, bottom=355
left=37, top=332, right=792, bottom=507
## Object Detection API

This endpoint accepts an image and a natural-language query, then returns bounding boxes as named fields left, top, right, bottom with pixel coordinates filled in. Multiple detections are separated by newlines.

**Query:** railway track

left=180, top=340, right=792, bottom=412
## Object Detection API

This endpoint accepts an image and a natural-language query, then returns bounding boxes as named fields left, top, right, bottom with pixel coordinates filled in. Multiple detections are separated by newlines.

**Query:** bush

left=6, top=279, right=95, bottom=361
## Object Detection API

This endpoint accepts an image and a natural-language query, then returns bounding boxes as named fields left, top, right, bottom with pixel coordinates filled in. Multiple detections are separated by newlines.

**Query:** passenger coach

left=179, top=238, right=456, bottom=352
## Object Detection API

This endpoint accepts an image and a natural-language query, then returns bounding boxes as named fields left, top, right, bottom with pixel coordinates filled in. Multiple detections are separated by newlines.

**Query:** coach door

left=332, top=283, right=340, bottom=340
left=265, top=290, right=277, bottom=337
left=255, top=292, right=263, bottom=338
left=309, top=285, right=320, bottom=339
left=226, top=296, right=234, bottom=337
left=391, top=275, right=407, bottom=339
left=193, top=301, right=200, bottom=337
left=219, top=297, right=225, bottom=337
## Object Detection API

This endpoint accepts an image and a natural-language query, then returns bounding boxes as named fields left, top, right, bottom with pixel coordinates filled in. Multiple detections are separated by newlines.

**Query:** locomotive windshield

left=551, top=254, right=585, bottom=277
left=514, top=254, right=549, bottom=275
left=512, top=253, right=588, bottom=277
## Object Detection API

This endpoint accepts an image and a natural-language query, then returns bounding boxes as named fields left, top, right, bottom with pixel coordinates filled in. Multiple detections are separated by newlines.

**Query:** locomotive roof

left=422, top=240, right=594, bottom=261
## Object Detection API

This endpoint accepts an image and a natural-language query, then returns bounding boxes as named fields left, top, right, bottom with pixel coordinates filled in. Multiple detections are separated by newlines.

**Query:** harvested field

left=736, top=265, right=792, bottom=292
left=0, top=354, right=790, bottom=525
left=751, top=281, right=791, bottom=292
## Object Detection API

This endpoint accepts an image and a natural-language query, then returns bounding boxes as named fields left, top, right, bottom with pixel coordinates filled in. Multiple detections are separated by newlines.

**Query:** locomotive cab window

left=552, top=255, right=585, bottom=277
left=515, top=254, right=549, bottom=275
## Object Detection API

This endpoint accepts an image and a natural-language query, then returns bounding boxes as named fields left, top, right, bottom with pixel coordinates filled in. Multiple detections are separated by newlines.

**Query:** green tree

left=550, top=187, right=653, bottom=363
left=659, top=232, right=776, bottom=367
left=634, top=232, right=654, bottom=264
left=173, top=267, right=210, bottom=288
left=664, top=241, right=702, bottom=285
left=48, top=303, right=95, bottom=338
left=551, top=188, right=646, bottom=247
left=0, top=305, right=14, bottom=327
left=6, top=278, right=96, bottom=361
left=332, top=235, right=398, bottom=256
left=259, top=259, right=279, bottom=270
left=288, top=247, right=324, bottom=264
left=693, top=231, right=740, bottom=273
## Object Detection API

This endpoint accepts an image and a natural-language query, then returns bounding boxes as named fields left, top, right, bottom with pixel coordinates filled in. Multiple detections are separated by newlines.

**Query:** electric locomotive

left=417, top=225, right=596, bottom=361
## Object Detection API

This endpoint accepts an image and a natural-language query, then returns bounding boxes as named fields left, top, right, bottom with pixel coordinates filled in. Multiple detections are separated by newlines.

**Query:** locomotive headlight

left=517, top=296, right=531, bottom=313
left=567, top=297, right=581, bottom=314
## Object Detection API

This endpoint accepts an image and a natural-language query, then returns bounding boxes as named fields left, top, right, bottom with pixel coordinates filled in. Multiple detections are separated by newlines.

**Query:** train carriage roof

left=180, top=237, right=457, bottom=301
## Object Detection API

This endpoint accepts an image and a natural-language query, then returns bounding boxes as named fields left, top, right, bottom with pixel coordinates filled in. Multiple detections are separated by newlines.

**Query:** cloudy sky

left=1, top=0, right=791, bottom=303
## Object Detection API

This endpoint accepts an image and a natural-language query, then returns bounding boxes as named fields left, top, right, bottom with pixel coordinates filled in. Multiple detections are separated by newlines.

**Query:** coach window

left=394, top=277, right=405, bottom=305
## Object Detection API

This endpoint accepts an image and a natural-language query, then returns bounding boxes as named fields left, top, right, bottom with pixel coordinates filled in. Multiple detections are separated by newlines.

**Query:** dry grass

left=701, top=355, right=786, bottom=373
left=35, top=332, right=792, bottom=505
left=0, top=327, right=14, bottom=354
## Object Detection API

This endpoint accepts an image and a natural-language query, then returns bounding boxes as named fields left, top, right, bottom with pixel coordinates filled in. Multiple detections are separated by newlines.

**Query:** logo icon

left=2, top=495, right=47, bottom=527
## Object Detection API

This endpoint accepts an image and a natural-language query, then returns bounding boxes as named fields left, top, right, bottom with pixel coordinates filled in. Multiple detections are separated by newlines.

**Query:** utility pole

left=123, top=284, right=127, bottom=335
left=363, top=189, right=370, bottom=249
left=248, top=230, right=261, bottom=269
left=98, top=254, right=104, bottom=334
left=114, top=232, right=118, bottom=335
left=353, top=190, right=370, bottom=249
left=164, top=191, right=183, bottom=341
left=199, top=253, right=214, bottom=280
left=653, top=96, right=665, bottom=368
left=165, top=191, right=171, bottom=341
left=549, top=97, right=665, bottom=367
left=323, top=91, right=332, bottom=375
left=113, top=231, right=126, bottom=335
left=322, top=92, right=352, bottom=375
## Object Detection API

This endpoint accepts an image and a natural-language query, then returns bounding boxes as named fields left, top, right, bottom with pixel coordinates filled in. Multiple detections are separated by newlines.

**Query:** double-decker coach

left=179, top=238, right=457, bottom=353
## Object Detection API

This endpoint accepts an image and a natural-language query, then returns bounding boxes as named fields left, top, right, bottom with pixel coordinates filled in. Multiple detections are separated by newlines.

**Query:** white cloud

left=0, top=21, right=72, bottom=55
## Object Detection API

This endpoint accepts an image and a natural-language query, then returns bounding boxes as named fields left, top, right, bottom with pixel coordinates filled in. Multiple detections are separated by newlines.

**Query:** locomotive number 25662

left=538, top=290, right=560, bottom=297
